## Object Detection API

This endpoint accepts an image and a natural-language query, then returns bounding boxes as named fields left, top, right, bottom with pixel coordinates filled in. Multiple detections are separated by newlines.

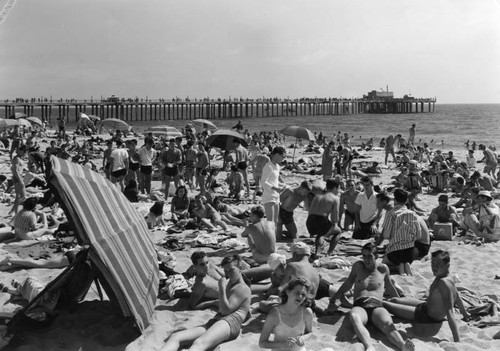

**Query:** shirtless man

left=241, top=206, right=276, bottom=264
left=479, top=144, right=498, bottom=180
left=162, top=255, right=251, bottom=351
left=408, top=124, right=416, bottom=145
left=339, top=179, right=360, bottom=231
left=384, top=250, right=469, bottom=343
left=161, top=139, right=182, bottom=201
left=306, top=178, right=341, bottom=255
left=277, top=180, right=311, bottom=240
left=327, top=243, right=414, bottom=351
left=233, top=139, right=250, bottom=197
left=187, top=251, right=223, bottom=310
left=259, top=242, right=335, bottom=313
left=385, top=134, right=400, bottom=165
left=339, top=145, right=353, bottom=178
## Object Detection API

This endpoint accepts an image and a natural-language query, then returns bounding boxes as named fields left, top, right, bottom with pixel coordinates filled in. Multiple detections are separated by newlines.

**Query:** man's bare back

left=283, top=261, right=320, bottom=296
left=426, top=276, right=458, bottom=320
left=309, top=192, right=339, bottom=217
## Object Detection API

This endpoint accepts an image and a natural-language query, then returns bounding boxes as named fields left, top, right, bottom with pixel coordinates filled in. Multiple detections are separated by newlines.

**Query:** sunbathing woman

left=171, top=185, right=191, bottom=223
left=211, top=196, right=247, bottom=227
left=259, top=277, right=313, bottom=351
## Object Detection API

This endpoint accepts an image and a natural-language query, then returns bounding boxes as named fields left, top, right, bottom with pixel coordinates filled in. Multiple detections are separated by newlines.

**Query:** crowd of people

left=1, top=119, right=499, bottom=351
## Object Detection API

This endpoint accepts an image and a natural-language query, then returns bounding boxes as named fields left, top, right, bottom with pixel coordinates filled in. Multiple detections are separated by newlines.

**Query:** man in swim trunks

left=109, top=139, right=129, bottom=191
left=408, top=124, right=416, bottom=145
left=306, top=178, right=341, bottom=255
left=339, top=179, right=360, bottom=231
left=326, top=243, right=414, bottom=351
left=241, top=206, right=276, bottom=264
left=187, top=251, right=223, bottom=310
left=384, top=134, right=400, bottom=165
left=479, top=144, right=498, bottom=180
left=276, top=180, right=312, bottom=241
left=233, top=139, right=250, bottom=197
left=9, top=145, right=27, bottom=215
left=384, top=250, right=469, bottom=342
left=161, top=138, right=182, bottom=202
left=162, top=254, right=251, bottom=351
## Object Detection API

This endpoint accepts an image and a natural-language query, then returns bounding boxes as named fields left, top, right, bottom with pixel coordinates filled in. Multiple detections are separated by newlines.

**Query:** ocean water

left=4, top=103, right=500, bottom=151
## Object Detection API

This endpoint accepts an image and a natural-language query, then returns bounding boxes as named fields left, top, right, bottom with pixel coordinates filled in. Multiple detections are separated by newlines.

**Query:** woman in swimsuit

left=259, top=277, right=313, bottom=351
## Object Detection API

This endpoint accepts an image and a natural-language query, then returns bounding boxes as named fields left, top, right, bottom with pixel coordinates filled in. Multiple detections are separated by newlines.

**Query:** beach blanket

left=458, top=286, right=500, bottom=321
left=312, top=256, right=352, bottom=270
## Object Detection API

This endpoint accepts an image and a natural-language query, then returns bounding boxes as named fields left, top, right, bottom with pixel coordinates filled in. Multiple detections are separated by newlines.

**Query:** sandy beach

left=1, top=130, right=500, bottom=351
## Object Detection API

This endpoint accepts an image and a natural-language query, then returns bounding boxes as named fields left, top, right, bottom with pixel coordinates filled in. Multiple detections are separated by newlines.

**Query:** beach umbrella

left=17, top=118, right=32, bottom=129
left=9, top=112, right=27, bottom=119
left=101, top=118, right=130, bottom=132
left=26, top=116, right=43, bottom=128
left=279, top=125, right=316, bottom=163
left=0, top=118, right=19, bottom=131
left=192, top=119, right=217, bottom=132
left=205, top=129, right=248, bottom=150
left=47, top=157, right=159, bottom=332
left=143, top=125, right=182, bottom=139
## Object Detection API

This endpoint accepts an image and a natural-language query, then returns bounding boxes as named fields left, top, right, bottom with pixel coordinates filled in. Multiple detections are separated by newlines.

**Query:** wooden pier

left=0, top=97, right=436, bottom=123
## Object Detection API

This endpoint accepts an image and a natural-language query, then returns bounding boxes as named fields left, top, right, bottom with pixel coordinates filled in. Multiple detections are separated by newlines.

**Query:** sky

left=0, top=0, right=499, bottom=103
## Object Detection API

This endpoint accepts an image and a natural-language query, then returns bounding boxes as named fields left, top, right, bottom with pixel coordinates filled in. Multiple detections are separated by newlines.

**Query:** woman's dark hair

left=175, top=185, right=188, bottom=199
left=280, top=276, right=312, bottom=307
left=125, top=179, right=137, bottom=190
left=150, top=201, right=164, bottom=216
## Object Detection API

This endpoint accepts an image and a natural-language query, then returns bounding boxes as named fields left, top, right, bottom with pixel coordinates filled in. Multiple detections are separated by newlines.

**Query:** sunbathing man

left=162, top=254, right=251, bottom=351
left=326, top=243, right=415, bottom=351
left=306, top=178, right=341, bottom=256
left=241, top=205, right=276, bottom=264
left=259, top=242, right=336, bottom=314
left=384, top=250, right=469, bottom=343
left=187, top=251, right=223, bottom=310
left=276, top=180, right=312, bottom=241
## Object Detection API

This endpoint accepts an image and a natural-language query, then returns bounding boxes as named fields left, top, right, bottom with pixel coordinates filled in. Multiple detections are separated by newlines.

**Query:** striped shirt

left=382, top=205, right=421, bottom=253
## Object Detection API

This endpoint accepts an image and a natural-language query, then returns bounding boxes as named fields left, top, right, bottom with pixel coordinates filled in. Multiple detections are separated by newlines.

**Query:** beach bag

left=163, top=274, right=190, bottom=299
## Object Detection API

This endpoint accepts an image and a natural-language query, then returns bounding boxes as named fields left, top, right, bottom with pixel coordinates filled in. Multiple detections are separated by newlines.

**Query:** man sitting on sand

left=187, top=251, right=223, bottom=310
left=306, top=178, right=341, bottom=256
left=191, top=195, right=228, bottom=232
left=460, top=190, right=500, bottom=241
left=427, top=194, right=460, bottom=231
left=326, top=243, right=414, bottom=351
left=241, top=205, right=276, bottom=264
left=383, top=250, right=469, bottom=343
left=276, top=180, right=312, bottom=241
left=259, top=242, right=336, bottom=314
left=162, top=255, right=251, bottom=351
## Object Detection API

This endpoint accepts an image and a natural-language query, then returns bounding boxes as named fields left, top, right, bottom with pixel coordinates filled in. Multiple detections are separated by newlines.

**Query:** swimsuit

left=272, top=307, right=306, bottom=351
left=306, top=214, right=332, bottom=237
left=387, top=247, right=415, bottom=265
left=205, top=308, right=246, bottom=341
left=353, top=297, right=384, bottom=323
left=414, top=302, right=444, bottom=323
left=279, top=207, right=294, bottom=225
left=315, top=278, right=331, bottom=300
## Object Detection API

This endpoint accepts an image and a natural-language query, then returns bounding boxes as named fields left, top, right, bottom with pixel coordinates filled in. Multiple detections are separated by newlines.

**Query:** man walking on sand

left=383, top=250, right=469, bottom=343
left=233, top=139, right=250, bottom=198
left=408, top=124, right=416, bottom=145
left=306, top=178, right=341, bottom=256
left=326, top=243, right=415, bottom=351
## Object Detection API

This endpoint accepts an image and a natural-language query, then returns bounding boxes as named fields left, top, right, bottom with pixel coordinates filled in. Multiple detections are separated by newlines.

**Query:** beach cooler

left=433, top=222, right=453, bottom=241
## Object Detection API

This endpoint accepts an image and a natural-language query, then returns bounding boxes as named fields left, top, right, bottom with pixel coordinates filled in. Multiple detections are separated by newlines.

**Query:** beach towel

left=312, top=256, right=352, bottom=270
left=458, top=286, right=500, bottom=321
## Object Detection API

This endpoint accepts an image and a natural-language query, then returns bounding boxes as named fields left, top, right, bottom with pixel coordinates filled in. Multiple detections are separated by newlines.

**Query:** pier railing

left=0, top=98, right=436, bottom=122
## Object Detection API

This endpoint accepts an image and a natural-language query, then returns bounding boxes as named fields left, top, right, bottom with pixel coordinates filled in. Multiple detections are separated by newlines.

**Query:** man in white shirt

left=138, top=138, right=157, bottom=194
left=353, top=176, right=378, bottom=239
left=110, top=139, right=129, bottom=191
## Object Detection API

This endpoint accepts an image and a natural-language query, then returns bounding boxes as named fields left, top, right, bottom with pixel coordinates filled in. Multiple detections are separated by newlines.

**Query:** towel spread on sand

left=458, top=286, right=500, bottom=321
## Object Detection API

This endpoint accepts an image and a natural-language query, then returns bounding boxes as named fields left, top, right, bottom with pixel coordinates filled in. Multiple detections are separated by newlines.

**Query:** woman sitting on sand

left=145, top=201, right=167, bottom=229
left=123, top=179, right=149, bottom=203
left=170, top=185, right=191, bottom=222
left=259, top=277, right=313, bottom=351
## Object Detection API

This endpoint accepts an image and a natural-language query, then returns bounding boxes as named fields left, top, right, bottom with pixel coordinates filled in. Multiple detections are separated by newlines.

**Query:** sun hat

left=477, top=190, right=493, bottom=201
left=267, top=253, right=287, bottom=271
left=291, top=242, right=311, bottom=256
